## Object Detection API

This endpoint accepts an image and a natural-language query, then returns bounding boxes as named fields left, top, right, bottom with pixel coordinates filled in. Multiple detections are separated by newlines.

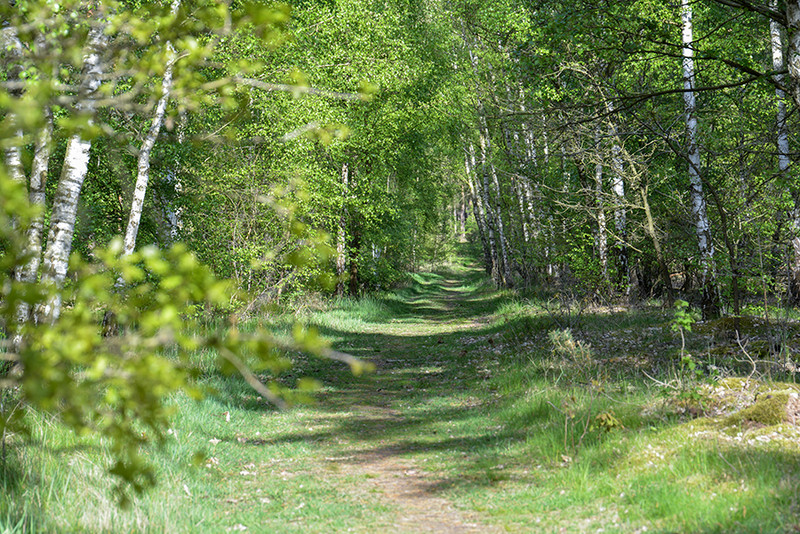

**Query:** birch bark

left=682, top=0, right=718, bottom=317
left=769, top=0, right=800, bottom=303
left=37, top=22, right=108, bottom=323
left=466, top=144, right=492, bottom=274
left=785, top=2, right=800, bottom=108
left=121, top=0, right=181, bottom=258
left=594, top=130, right=609, bottom=284
left=605, top=102, right=630, bottom=296
left=1, top=27, right=26, bottom=187
left=476, top=98, right=512, bottom=287
left=18, top=112, right=53, bottom=287
left=477, top=127, right=500, bottom=282
left=336, top=162, right=349, bottom=297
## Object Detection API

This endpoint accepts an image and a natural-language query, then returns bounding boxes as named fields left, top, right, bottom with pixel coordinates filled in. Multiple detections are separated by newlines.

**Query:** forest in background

left=3, top=0, right=800, bottom=508
left=6, top=0, right=800, bottom=316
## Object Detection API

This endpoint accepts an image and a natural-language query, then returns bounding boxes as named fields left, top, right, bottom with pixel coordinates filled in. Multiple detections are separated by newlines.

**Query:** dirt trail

left=335, top=405, right=500, bottom=534
left=323, top=275, right=503, bottom=533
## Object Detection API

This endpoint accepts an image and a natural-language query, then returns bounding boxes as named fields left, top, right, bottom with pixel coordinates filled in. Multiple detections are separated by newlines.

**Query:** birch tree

left=120, top=0, right=181, bottom=260
left=682, top=0, right=718, bottom=317
left=37, top=21, right=109, bottom=323
left=769, top=0, right=800, bottom=303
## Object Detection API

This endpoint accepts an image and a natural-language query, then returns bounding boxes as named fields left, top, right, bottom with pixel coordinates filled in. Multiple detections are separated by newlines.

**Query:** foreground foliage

left=0, top=175, right=357, bottom=502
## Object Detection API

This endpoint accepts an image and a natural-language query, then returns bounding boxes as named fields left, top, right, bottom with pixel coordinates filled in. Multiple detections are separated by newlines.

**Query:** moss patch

left=723, top=391, right=798, bottom=426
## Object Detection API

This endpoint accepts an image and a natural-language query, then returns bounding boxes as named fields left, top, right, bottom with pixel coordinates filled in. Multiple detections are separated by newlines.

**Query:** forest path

left=293, top=265, right=509, bottom=532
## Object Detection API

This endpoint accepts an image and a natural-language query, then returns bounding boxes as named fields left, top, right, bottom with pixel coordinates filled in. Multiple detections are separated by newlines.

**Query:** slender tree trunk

left=12, top=111, right=54, bottom=335
left=771, top=1, right=800, bottom=304
left=466, top=144, right=492, bottom=273
left=348, top=223, right=361, bottom=296
left=785, top=2, right=800, bottom=108
left=682, top=0, right=718, bottom=318
left=594, top=129, right=609, bottom=285
left=1, top=27, right=26, bottom=188
left=37, top=23, right=108, bottom=323
left=336, top=162, right=349, bottom=297
left=459, top=187, right=467, bottom=242
left=605, top=102, right=630, bottom=297
left=482, top=122, right=513, bottom=287
left=465, top=42, right=502, bottom=283
left=3, top=139, right=25, bottom=185
left=476, top=128, right=500, bottom=281
left=121, top=13, right=179, bottom=258
left=640, top=185, right=674, bottom=306
left=347, top=165, right=360, bottom=295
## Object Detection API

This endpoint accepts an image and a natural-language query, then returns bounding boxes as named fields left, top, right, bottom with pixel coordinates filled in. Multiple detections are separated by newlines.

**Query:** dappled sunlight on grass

left=4, top=256, right=800, bottom=532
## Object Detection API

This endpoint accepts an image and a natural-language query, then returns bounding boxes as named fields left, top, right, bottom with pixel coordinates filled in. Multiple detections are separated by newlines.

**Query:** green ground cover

left=2, top=258, right=799, bottom=532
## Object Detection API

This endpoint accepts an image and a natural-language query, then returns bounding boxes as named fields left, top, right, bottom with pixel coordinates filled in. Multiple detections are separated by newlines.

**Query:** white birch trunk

left=515, top=178, right=531, bottom=243
left=459, top=188, right=467, bottom=243
left=1, top=29, right=26, bottom=188
left=770, top=0, right=800, bottom=302
left=121, top=0, right=181, bottom=258
left=477, top=128, right=500, bottom=281
left=19, top=111, right=53, bottom=286
left=771, top=3, right=791, bottom=175
left=38, top=23, right=108, bottom=323
left=785, top=2, right=800, bottom=108
left=466, top=143, right=492, bottom=273
left=9, top=111, right=54, bottom=348
left=489, top=152, right=514, bottom=287
left=594, top=129, right=609, bottom=283
left=121, top=45, right=177, bottom=257
left=606, top=102, right=630, bottom=295
left=336, top=162, right=349, bottom=297
left=3, top=137, right=25, bottom=185
left=682, top=0, right=716, bottom=315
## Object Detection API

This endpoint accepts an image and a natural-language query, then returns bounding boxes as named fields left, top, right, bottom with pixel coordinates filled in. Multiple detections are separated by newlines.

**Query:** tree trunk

left=476, top=127, right=500, bottom=282
left=12, top=111, right=54, bottom=336
left=480, top=114, right=513, bottom=287
left=785, top=1, right=800, bottom=108
left=594, top=129, right=609, bottom=284
left=771, top=1, right=800, bottom=304
left=336, top=161, right=349, bottom=297
left=348, top=222, right=361, bottom=296
left=121, top=7, right=179, bottom=258
left=459, top=188, right=467, bottom=243
left=640, top=185, right=674, bottom=306
left=606, top=103, right=629, bottom=297
left=1, top=27, right=26, bottom=188
left=466, top=149, right=491, bottom=273
left=682, top=0, right=718, bottom=318
left=37, top=23, right=108, bottom=323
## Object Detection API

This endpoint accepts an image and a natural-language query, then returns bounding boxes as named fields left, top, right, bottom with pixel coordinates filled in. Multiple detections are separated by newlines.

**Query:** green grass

left=2, top=255, right=799, bottom=532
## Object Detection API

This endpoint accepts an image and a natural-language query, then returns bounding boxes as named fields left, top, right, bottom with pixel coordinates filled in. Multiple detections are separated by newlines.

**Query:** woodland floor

left=4, top=259, right=800, bottom=532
